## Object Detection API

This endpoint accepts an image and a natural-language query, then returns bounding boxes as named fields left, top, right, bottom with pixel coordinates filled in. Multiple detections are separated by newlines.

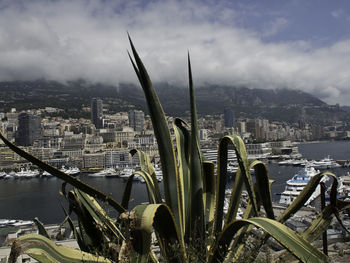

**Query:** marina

left=0, top=141, right=349, bottom=224
left=0, top=165, right=163, bottom=183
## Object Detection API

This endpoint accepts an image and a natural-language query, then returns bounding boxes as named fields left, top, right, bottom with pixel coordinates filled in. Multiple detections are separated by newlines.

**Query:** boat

left=88, top=168, right=114, bottom=177
left=5, top=171, right=15, bottom=179
left=310, top=156, right=341, bottom=169
left=59, top=166, right=81, bottom=176
left=14, top=168, right=40, bottom=179
left=42, top=170, right=53, bottom=178
left=291, top=159, right=308, bottom=166
left=0, top=219, right=33, bottom=227
left=118, top=167, right=135, bottom=179
left=66, top=167, right=80, bottom=176
left=104, top=168, right=119, bottom=178
left=279, top=164, right=327, bottom=206
left=278, top=159, right=294, bottom=165
left=0, top=172, right=6, bottom=179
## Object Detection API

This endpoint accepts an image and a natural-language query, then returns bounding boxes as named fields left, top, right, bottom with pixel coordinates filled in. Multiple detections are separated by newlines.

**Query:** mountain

left=0, top=80, right=348, bottom=123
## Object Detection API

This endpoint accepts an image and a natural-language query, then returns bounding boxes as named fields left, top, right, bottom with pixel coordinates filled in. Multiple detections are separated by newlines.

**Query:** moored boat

left=118, top=167, right=135, bottom=179
left=14, top=168, right=40, bottom=179
left=88, top=168, right=114, bottom=177
left=310, top=156, right=341, bottom=169
left=279, top=164, right=327, bottom=206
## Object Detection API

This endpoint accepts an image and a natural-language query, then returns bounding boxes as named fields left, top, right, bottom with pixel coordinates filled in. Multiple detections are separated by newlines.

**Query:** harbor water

left=0, top=140, right=350, bottom=224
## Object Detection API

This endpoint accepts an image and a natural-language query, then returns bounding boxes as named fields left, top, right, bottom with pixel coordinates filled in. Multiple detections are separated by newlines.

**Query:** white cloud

left=0, top=0, right=350, bottom=105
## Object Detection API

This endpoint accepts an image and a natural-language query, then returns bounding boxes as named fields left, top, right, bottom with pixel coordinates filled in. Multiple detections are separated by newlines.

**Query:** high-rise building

left=91, top=98, right=103, bottom=129
left=15, top=113, right=41, bottom=146
left=224, top=107, right=234, bottom=127
left=128, top=110, right=145, bottom=132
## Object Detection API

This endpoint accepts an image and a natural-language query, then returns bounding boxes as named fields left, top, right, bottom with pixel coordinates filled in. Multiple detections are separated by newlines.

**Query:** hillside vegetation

left=1, top=80, right=348, bottom=123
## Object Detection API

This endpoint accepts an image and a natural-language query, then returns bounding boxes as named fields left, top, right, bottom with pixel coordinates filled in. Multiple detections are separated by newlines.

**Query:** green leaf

left=224, top=201, right=255, bottom=262
left=188, top=55, right=205, bottom=249
left=8, top=234, right=112, bottom=263
left=130, top=149, right=162, bottom=202
left=121, top=171, right=160, bottom=210
left=34, top=217, right=50, bottom=239
left=128, top=36, right=181, bottom=232
left=131, top=204, right=186, bottom=263
left=213, top=135, right=258, bottom=238
left=224, top=167, right=244, bottom=225
left=209, top=218, right=329, bottom=263
left=133, top=170, right=159, bottom=203
left=173, top=118, right=190, bottom=239
left=249, top=160, right=274, bottom=219
left=121, top=173, right=137, bottom=210
left=62, top=207, right=89, bottom=252
left=202, top=161, right=216, bottom=226
left=74, top=189, right=125, bottom=240
left=65, top=190, right=105, bottom=253
left=273, top=205, right=334, bottom=263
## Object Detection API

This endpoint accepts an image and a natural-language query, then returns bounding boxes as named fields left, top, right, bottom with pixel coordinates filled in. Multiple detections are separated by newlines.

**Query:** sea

left=1, top=140, right=350, bottom=224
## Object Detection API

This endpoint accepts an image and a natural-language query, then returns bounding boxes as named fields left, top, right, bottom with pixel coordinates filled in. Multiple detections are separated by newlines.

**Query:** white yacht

left=310, top=156, right=341, bottom=169
left=279, top=165, right=326, bottom=206
left=88, top=168, right=115, bottom=177
left=42, top=170, right=53, bottom=177
left=0, top=219, right=33, bottom=227
left=66, top=167, right=80, bottom=176
left=278, top=159, right=294, bottom=165
left=118, top=167, right=135, bottom=179
left=14, top=168, right=39, bottom=179
left=59, top=166, right=81, bottom=176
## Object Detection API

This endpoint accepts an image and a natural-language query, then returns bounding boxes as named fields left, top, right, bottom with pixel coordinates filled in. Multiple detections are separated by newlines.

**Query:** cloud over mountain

left=0, top=0, right=350, bottom=105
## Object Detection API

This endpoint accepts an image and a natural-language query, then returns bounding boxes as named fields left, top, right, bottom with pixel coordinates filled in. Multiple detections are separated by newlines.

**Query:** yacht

left=278, top=159, right=293, bottom=165
left=0, top=219, right=33, bottom=227
left=118, top=167, right=135, bottom=179
left=104, top=168, right=119, bottom=178
left=42, top=170, right=53, bottom=177
left=14, top=168, right=40, bottom=179
left=310, top=156, right=341, bottom=169
left=66, top=167, right=80, bottom=176
left=88, top=168, right=115, bottom=177
left=279, top=165, right=326, bottom=206
left=59, top=166, right=81, bottom=176
left=291, top=159, right=309, bottom=166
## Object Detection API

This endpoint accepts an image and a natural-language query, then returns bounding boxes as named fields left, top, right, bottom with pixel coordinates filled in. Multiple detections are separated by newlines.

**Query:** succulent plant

left=1, top=37, right=349, bottom=263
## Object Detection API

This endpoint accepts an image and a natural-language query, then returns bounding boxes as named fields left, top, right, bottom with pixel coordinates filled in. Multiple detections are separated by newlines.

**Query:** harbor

left=0, top=141, right=350, bottom=261
left=0, top=140, right=350, bottom=223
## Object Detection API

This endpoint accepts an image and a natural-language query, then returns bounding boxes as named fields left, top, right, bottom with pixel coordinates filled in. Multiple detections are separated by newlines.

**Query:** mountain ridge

left=0, top=80, right=347, bottom=124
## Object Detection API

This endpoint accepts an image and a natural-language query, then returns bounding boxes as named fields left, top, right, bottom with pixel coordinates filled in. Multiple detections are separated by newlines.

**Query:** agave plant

left=1, top=37, right=350, bottom=263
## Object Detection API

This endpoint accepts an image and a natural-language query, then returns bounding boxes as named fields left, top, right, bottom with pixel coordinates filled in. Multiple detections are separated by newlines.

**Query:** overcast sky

left=1, top=0, right=350, bottom=105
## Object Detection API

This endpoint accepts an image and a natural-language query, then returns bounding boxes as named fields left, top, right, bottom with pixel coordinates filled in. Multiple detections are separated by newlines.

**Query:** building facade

left=128, top=110, right=145, bottom=132
left=91, top=98, right=103, bottom=129
left=224, top=107, right=234, bottom=128
left=15, top=113, right=41, bottom=146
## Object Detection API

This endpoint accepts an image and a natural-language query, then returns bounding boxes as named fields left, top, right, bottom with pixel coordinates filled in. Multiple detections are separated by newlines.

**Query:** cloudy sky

left=1, top=0, right=350, bottom=105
